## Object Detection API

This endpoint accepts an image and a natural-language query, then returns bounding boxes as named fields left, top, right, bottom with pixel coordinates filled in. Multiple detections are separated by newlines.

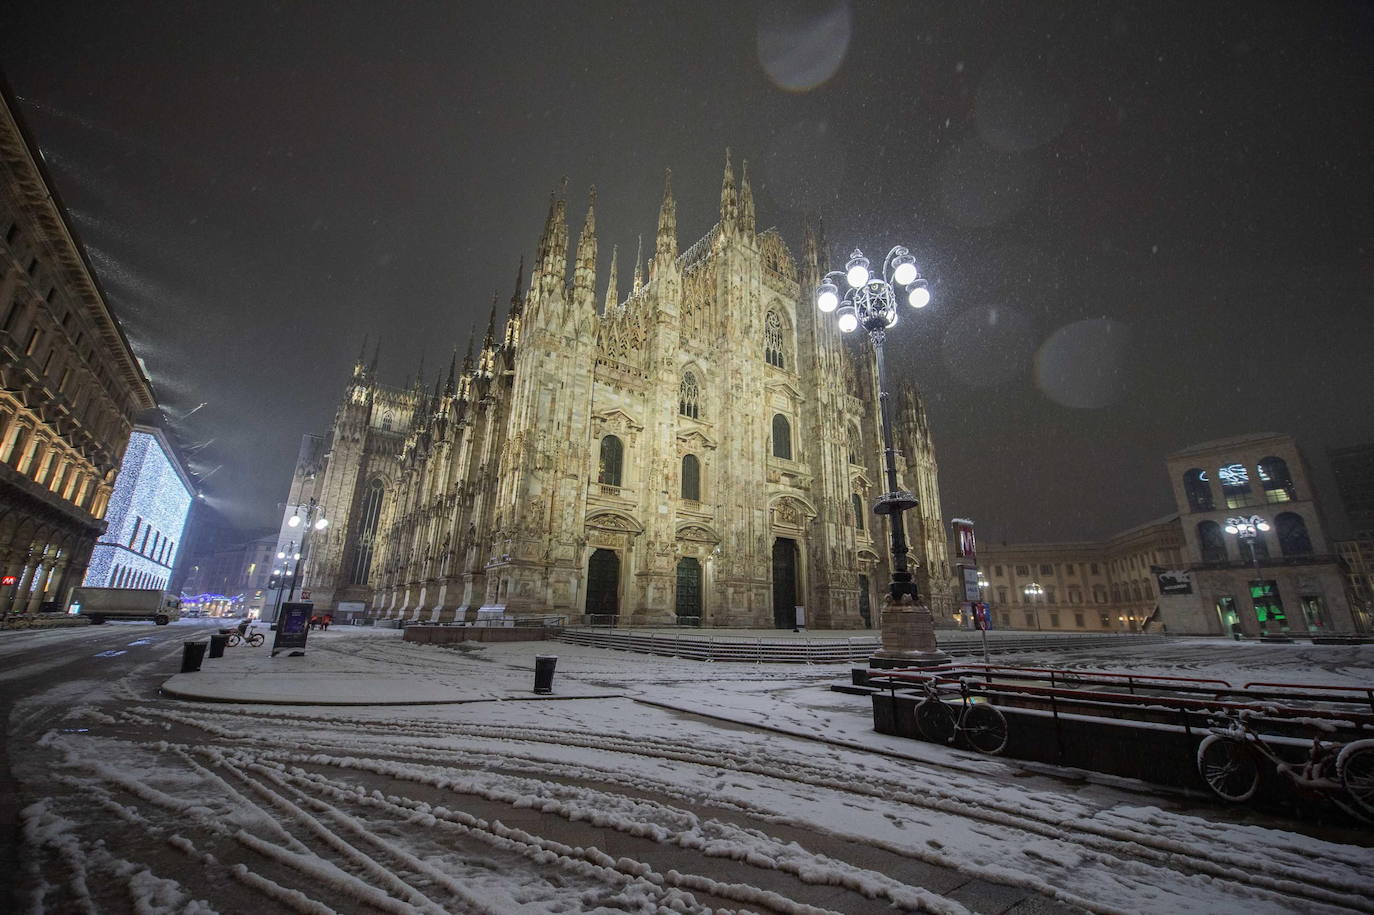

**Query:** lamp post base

left=872, top=593, right=951, bottom=668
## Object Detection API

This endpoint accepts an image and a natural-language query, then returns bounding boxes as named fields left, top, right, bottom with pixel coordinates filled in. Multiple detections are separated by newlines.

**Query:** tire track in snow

left=131, top=704, right=1374, bottom=913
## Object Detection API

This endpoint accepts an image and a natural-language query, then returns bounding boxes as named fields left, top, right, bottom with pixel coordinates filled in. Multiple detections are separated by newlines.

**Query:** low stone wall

left=403, top=624, right=557, bottom=645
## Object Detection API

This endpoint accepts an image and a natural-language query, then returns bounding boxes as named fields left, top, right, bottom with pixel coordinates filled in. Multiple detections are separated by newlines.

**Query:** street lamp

left=1226, top=514, right=1272, bottom=633
left=284, top=499, right=329, bottom=602
left=1022, top=581, right=1044, bottom=631
left=816, top=245, right=946, bottom=665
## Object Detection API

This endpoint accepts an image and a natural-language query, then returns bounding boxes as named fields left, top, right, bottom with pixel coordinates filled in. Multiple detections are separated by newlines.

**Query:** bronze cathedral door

left=772, top=538, right=798, bottom=629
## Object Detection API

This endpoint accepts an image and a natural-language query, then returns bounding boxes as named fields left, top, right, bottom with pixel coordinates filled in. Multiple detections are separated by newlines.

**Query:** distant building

left=976, top=516, right=1184, bottom=633
left=83, top=424, right=195, bottom=591
left=1329, top=442, right=1374, bottom=539
left=1162, top=433, right=1357, bottom=635
left=0, top=84, right=157, bottom=614
left=1334, top=539, right=1374, bottom=633
left=181, top=534, right=278, bottom=618
left=974, top=433, right=1363, bottom=636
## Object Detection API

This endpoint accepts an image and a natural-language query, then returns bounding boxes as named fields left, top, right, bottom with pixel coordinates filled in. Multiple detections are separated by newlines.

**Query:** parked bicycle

left=226, top=626, right=265, bottom=648
left=1196, top=709, right=1374, bottom=822
left=915, top=677, right=1009, bottom=755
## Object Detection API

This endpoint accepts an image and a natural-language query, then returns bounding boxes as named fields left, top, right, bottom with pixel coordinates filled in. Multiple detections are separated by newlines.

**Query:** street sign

left=1, top=575, right=16, bottom=586
left=960, top=566, right=980, bottom=602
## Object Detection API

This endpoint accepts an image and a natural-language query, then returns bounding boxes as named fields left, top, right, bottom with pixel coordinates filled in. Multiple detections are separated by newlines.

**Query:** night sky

left=4, top=1, right=1372, bottom=544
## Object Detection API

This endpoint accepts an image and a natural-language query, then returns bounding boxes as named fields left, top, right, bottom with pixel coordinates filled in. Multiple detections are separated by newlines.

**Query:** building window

left=1049, top=612, right=1061, bottom=628
left=1040, top=564, right=1053, bottom=575
left=851, top=493, right=865, bottom=531
left=129, top=517, right=142, bottom=548
left=1024, top=612, right=1035, bottom=627
left=678, top=371, right=701, bottom=419
left=681, top=454, right=700, bottom=501
left=771, top=414, right=792, bottom=460
left=1090, top=563, right=1100, bottom=574
left=598, top=435, right=624, bottom=486
left=1219, top=462, right=1254, bottom=508
left=1064, top=564, right=1076, bottom=576
left=1074, top=612, right=1085, bottom=628
left=764, top=310, right=786, bottom=369
left=1045, top=586, right=1057, bottom=604
left=1198, top=520, right=1228, bottom=563
left=1093, top=585, right=1106, bottom=603
left=1183, top=468, right=1213, bottom=512
left=1275, top=512, right=1313, bottom=556
left=1257, top=457, right=1295, bottom=503
left=993, top=565, right=1003, bottom=577
left=1015, top=564, right=1029, bottom=576
left=848, top=426, right=862, bottom=465
left=351, top=479, right=384, bottom=584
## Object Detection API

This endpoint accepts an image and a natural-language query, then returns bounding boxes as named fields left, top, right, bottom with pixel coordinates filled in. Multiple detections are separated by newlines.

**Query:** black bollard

left=533, top=655, right=557, bottom=694
left=180, top=641, right=207, bottom=673
left=208, top=633, right=229, bottom=658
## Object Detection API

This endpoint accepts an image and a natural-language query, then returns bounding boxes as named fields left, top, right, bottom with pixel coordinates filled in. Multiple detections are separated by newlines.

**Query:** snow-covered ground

left=13, top=627, right=1374, bottom=914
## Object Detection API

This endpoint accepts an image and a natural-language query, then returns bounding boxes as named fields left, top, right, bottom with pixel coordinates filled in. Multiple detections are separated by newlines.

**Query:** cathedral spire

left=654, top=169, right=677, bottom=264
left=483, top=292, right=498, bottom=349
left=603, top=244, right=619, bottom=311
left=738, top=158, right=755, bottom=235
left=354, top=333, right=369, bottom=376
left=509, top=256, right=525, bottom=310
left=445, top=346, right=457, bottom=395
left=535, top=181, right=569, bottom=295
left=719, top=147, right=737, bottom=228
left=369, top=338, right=381, bottom=374
left=462, top=329, right=474, bottom=372
left=479, top=292, right=499, bottom=377
left=572, top=186, right=598, bottom=297
left=632, top=234, right=644, bottom=294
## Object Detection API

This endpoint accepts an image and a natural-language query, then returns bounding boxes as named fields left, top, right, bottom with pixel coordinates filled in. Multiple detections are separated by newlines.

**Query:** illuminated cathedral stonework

left=304, top=156, right=954, bottom=628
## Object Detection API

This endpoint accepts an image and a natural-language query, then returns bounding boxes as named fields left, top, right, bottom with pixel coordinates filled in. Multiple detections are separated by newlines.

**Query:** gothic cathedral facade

left=301, top=155, right=955, bottom=628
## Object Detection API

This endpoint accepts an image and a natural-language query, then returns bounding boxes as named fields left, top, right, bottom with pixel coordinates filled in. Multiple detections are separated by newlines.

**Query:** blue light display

left=84, top=428, right=194, bottom=589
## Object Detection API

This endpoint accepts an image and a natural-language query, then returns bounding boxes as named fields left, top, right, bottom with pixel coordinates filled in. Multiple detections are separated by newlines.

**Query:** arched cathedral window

left=764, top=310, right=786, bottom=370
left=679, top=371, right=700, bottom=419
left=350, top=479, right=383, bottom=584
left=598, top=435, right=624, bottom=487
left=681, top=454, right=700, bottom=501
left=771, top=414, right=792, bottom=460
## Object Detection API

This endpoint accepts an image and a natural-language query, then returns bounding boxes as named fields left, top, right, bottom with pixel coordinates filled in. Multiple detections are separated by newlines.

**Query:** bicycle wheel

left=226, top=633, right=242, bottom=647
left=962, top=703, right=1009, bottom=755
left=1196, top=735, right=1261, bottom=802
left=247, top=632, right=265, bottom=647
left=916, top=699, right=957, bottom=744
left=1337, top=740, right=1374, bottom=822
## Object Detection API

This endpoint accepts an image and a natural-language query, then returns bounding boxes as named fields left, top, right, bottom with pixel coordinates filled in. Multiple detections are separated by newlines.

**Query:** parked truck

left=69, top=588, right=181, bottom=625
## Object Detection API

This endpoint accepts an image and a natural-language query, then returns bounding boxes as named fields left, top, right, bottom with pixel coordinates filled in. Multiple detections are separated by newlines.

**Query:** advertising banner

left=1151, top=567, right=1193, bottom=596
left=952, top=518, right=976, bottom=561
left=960, top=565, right=981, bottom=602
left=272, top=602, right=313, bottom=656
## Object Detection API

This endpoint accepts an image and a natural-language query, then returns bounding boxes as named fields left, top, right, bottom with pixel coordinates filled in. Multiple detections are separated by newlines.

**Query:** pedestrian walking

left=322, top=614, right=332, bottom=631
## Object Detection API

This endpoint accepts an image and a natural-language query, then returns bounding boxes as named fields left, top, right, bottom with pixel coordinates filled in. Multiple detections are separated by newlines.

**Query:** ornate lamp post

left=1224, top=515, right=1270, bottom=571
left=1226, top=514, right=1274, bottom=633
left=815, top=246, right=947, bottom=666
left=284, top=498, right=329, bottom=602
left=1022, top=581, right=1044, bottom=631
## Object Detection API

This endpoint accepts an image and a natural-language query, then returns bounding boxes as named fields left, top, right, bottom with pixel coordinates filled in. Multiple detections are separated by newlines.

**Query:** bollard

left=208, top=633, right=229, bottom=658
left=533, top=655, right=557, bottom=694
left=180, top=641, right=207, bottom=673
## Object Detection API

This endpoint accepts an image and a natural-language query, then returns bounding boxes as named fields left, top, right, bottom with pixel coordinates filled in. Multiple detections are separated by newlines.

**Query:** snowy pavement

left=9, top=625, right=1374, bottom=913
